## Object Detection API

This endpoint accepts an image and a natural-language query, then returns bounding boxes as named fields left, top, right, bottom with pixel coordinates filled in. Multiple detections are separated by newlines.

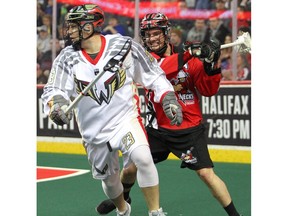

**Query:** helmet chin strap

left=148, top=43, right=168, bottom=57
left=71, top=23, right=95, bottom=50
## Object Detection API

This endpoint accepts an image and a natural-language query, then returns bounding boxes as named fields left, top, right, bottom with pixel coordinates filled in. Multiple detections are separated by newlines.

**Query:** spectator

left=221, top=53, right=251, bottom=81
left=37, top=25, right=52, bottom=56
left=237, top=4, right=251, bottom=28
left=41, top=14, right=52, bottom=35
left=213, top=0, right=229, bottom=10
left=58, top=4, right=71, bottom=24
left=195, top=0, right=212, bottom=9
left=185, top=0, right=196, bottom=9
left=125, top=18, right=134, bottom=38
left=56, top=24, right=67, bottom=48
left=236, top=53, right=250, bottom=80
left=37, top=2, right=45, bottom=26
left=206, top=15, right=231, bottom=44
left=38, top=38, right=63, bottom=72
left=213, top=0, right=231, bottom=27
left=37, top=63, right=48, bottom=84
left=169, top=27, right=184, bottom=52
left=219, top=34, right=233, bottom=70
left=43, top=0, right=63, bottom=25
left=102, top=16, right=127, bottom=36
left=186, top=19, right=210, bottom=43
left=219, top=35, right=233, bottom=81
left=43, top=0, right=53, bottom=15
left=240, top=0, right=251, bottom=11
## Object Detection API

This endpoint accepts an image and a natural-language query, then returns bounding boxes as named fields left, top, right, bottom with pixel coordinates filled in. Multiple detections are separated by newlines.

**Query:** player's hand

left=183, top=41, right=202, bottom=56
left=183, top=38, right=221, bottom=63
left=201, top=38, right=221, bottom=63
left=49, top=95, right=72, bottom=126
left=162, top=91, right=183, bottom=126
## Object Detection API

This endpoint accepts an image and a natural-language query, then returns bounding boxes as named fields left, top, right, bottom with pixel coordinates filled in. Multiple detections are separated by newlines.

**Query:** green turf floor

left=37, top=152, right=251, bottom=216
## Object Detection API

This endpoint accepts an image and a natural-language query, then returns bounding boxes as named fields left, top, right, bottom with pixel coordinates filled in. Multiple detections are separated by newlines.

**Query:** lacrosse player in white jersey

left=41, top=4, right=183, bottom=216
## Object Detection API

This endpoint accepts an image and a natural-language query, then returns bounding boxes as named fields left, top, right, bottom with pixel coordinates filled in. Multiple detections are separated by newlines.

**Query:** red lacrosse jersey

left=146, top=50, right=221, bottom=130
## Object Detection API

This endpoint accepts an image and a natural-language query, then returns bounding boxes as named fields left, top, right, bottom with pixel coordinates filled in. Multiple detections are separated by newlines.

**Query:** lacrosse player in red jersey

left=96, top=12, right=242, bottom=216
left=41, top=5, right=183, bottom=216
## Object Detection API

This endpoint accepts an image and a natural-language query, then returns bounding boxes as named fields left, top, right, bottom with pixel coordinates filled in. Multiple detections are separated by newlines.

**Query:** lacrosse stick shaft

left=220, top=40, right=244, bottom=49
left=65, top=69, right=106, bottom=114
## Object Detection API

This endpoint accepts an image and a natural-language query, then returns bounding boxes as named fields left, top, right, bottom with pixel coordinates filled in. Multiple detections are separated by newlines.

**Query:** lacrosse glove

left=184, top=39, right=221, bottom=76
left=162, top=91, right=183, bottom=126
left=49, top=95, right=72, bottom=126
left=200, top=38, right=221, bottom=63
left=183, top=41, right=202, bottom=56
left=183, top=38, right=221, bottom=63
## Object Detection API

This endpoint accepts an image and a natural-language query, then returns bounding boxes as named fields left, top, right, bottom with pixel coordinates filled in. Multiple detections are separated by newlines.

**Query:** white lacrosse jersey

left=41, top=34, right=174, bottom=145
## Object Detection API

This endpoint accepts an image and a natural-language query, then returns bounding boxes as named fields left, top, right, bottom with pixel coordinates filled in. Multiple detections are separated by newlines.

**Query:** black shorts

left=146, top=124, right=214, bottom=170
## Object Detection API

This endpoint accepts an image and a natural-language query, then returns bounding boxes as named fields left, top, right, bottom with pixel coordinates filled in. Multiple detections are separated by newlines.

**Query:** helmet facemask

left=63, top=21, right=82, bottom=50
left=142, top=28, right=168, bottom=55
left=140, top=13, right=171, bottom=56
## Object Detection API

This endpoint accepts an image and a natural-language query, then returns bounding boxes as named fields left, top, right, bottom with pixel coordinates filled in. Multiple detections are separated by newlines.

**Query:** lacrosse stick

left=220, top=32, right=251, bottom=53
left=187, top=32, right=251, bottom=57
left=65, top=39, right=132, bottom=114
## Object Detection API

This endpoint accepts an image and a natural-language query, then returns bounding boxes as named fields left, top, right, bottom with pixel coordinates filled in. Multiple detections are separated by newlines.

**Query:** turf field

left=37, top=152, right=251, bottom=216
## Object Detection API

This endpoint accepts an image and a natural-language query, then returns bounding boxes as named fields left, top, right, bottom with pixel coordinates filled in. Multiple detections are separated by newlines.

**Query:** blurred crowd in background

left=37, top=0, right=251, bottom=84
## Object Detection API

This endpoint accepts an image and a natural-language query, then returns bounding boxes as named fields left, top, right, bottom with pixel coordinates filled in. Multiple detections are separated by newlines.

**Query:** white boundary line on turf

left=37, top=166, right=90, bottom=183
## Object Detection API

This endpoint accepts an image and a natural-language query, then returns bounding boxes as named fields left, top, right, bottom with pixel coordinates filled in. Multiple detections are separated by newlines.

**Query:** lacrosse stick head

left=234, top=32, right=251, bottom=53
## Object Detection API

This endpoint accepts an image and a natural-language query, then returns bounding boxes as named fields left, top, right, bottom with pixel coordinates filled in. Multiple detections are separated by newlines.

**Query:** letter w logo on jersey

left=75, top=67, right=126, bottom=105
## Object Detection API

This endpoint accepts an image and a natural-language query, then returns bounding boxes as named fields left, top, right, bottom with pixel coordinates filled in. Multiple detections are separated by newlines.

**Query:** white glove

left=49, top=95, right=72, bottom=126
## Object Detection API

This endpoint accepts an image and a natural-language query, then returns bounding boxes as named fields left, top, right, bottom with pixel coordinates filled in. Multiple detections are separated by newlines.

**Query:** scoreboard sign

left=201, top=84, right=251, bottom=146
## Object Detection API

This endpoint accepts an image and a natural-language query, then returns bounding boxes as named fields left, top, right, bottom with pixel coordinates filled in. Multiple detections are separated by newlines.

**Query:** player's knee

left=102, top=172, right=123, bottom=199
left=196, top=167, right=215, bottom=183
left=131, top=145, right=154, bottom=168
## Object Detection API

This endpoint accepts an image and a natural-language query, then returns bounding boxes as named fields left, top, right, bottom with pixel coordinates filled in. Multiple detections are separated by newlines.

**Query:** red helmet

left=66, top=4, right=104, bottom=32
left=64, top=4, right=104, bottom=49
left=140, top=12, right=171, bottom=39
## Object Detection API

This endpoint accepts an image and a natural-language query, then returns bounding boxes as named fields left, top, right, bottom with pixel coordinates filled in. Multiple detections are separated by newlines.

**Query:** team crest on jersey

left=180, top=147, right=197, bottom=164
left=170, top=70, right=195, bottom=105
left=74, top=68, right=126, bottom=105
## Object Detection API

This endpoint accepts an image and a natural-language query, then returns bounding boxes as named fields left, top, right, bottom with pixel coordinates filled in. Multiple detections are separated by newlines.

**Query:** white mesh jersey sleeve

left=128, top=40, right=174, bottom=102
left=41, top=45, right=78, bottom=114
